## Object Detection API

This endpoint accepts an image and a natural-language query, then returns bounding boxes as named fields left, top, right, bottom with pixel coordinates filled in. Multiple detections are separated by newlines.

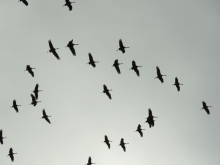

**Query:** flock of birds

left=1, top=0, right=213, bottom=163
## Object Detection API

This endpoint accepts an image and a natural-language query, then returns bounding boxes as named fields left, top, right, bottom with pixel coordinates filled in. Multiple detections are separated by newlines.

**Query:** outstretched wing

left=0, top=130, right=3, bottom=144
left=156, top=66, right=161, bottom=76
left=138, top=130, right=143, bottom=137
left=48, top=40, right=54, bottom=50
left=52, top=50, right=60, bottom=60
left=67, top=3, right=72, bottom=11
left=43, top=109, right=47, bottom=116
left=106, top=91, right=112, bottom=99
left=21, top=0, right=28, bottom=6
left=119, top=39, right=124, bottom=48
left=27, top=69, right=34, bottom=77
left=158, top=76, right=164, bottom=83
left=69, top=46, right=76, bottom=56
left=115, top=65, right=121, bottom=74
left=31, top=94, right=36, bottom=102
left=204, top=108, right=210, bottom=115
left=134, top=68, right=139, bottom=76
left=45, top=117, right=51, bottom=124
left=88, top=53, right=94, bottom=62
left=121, top=145, right=126, bottom=152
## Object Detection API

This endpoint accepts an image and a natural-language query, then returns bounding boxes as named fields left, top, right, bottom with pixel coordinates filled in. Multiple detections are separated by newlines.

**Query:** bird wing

left=91, top=62, right=96, bottom=67
left=45, top=117, right=51, bottom=124
left=35, top=84, right=39, bottom=91
left=88, top=157, right=92, bottom=164
left=202, top=101, right=206, bottom=107
left=134, top=68, right=139, bottom=76
left=106, top=142, right=110, bottom=149
left=138, top=130, right=143, bottom=137
left=22, top=0, right=28, bottom=6
left=31, top=94, right=36, bottom=102
left=89, top=53, right=94, bottom=62
left=105, top=135, right=108, bottom=141
left=115, top=65, right=121, bottom=74
left=158, top=76, right=164, bottom=83
left=34, top=91, right=38, bottom=100
left=66, top=0, right=70, bottom=3
left=48, top=40, right=54, bottom=50
left=69, top=46, right=76, bottom=55
left=121, top=145, right=126, bottom=152
left=156, top=67, right=161, bottom=76
left=119, top=39, right=124, bottom=48
left=137, top=124, right=141, bottom=129
left=10, top=154, right=14, bottom=162
left=14, top=106, right=19, bottom=113
left=149, top=109, right=152, bottom=117
left=0, top=138, right=2, bottom=144
left=43, top=109, right=46, bottom=116
left=106, top=91, right=112, bottom=99
left=175, top=77, right=178, bottom=84
left=13, top=100, right=16, bottom=106
left=67, top=4, right=72, bottom=11
left=205, top=108, right=210, bottom=115
left=28, top=69, right=34, bottom=77
left=176, top=84, right=180, bottom=91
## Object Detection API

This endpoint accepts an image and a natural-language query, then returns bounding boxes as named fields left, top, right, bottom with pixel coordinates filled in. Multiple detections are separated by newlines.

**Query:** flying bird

left=48, top=40, right=60, bottom=60
left=117, top=39, right=129, bottom=53
left=0, top=130, right=6, bottom=145
left=112, top=59, right=123, bottom=74
left=102, top=85, right=112, bottom=99
left=11, top=100, right=21, bottom=113
left=66, top=39, right=78, bottom=56
left=86, top=157, right=95, bottom=165
left=119, top=138, right=128, bottom=152
left=19, top=0, right=28, bottom=6
left=155, top=66, right=166, bottom=83
left=63, top=0, right=75, bottom=11
left=33, top=84, right=42, bottom=100
left=103, top=135, right=112, bottom=149
left=130, top=61, right=142, bottom=76
left=87, top=53, right=98, bottom=67
left=201, top=101, right=212, bottom=115
left=135, top=124, right=145, bottom=137
left=8, top=148, right=17, bottom=162
left=42, top=109, right=51, bottom=124
left=173, top=77, right=183, bottom=91
left=30, top=94, right=41, bottom=106
left=145, top=109, right=157, bottom=128
left=24, top=65, right=35, bottom=77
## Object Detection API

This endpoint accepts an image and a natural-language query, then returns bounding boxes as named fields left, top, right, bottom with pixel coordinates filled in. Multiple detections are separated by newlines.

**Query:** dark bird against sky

left=0, top=130, right=6, bottom=145
left=30, top=94, right=41, bottom=106
left=155, top=66, right=166, bottom=83
left=86, top=157, right=95, bottom=165
left=173, top=77, right=183, bottom=91
left=201, top=101, right=212, bottom=115
left=24, top=65, right=35, bottom=77
left=66, top=39, right=78, bottom=56
left=87, top=53, right=98, bottom=67
left=42, top=109, right=51, bottom=124
left=103, top=135, right=112, bottom=149
left=119, top=138, right=128, bottom=152
left=63, top=0, right=75, bottom=11
left=19, top=0, right=28, bottom=6
left=8, top=148, right=17, bottom=162
left=145, top=109, right=157, bottom=128
left=11, top=100, right=21, bottom=113
left=117, top=39, right=129, bottom=53
left=48, top=40, right=60, bottom=60
left=102, top=84, right=112, bottom=99
left=112, top=59, right=123, bottom=74
left=130, top=60, right=142, bottom=76
left=33, top=84, right=42, bottom=100
left=135, top=124, right=145, bottom=137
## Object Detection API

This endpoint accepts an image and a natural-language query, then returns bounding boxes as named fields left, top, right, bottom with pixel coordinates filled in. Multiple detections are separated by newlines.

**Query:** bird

left=135, top=124, right=145, bottom=137
left=112, top=59, right=123, bottom=74
left=119, top=138, right=128, bottom=152
left=8, top=148, right=17, bottom=162
left=24, top=65, right=35, bottom=77
left=33, top=84, right=42, bottom=100
left=42, top=109, right=51, bottom=124
left=173, top=77, right=183, bottom=91
left=66, top=39, right=78, bottom=56
left=0, top=130, right=6, bottom=145
left=48, top=40, right=60, bottom=60
left=130, top=61, right=142, bottom=76
left=201, top=101, right=212, bottom=115
left=29, top=94, right=41, bottom=106
left=102, top=85, right=112, bottom=99
left=63, top=0, right=75, bottom=11
left=145, top=109, right=157, bottom=128
left=87, top=53, right=98, bottom=67
left=117, top=39, right=129, bottom=53
left=86, top=157, right=95, bottom=165
left=19, top=0, right=28, bottom=6
left=155, top=66, right=166, bottom=83
left=11, top=100, right=21, bottom=113
left=103, top=135, right=112, bottom=149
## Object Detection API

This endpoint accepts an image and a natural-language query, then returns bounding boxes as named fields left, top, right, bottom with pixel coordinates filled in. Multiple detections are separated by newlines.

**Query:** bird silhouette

left=173, top=77, right=183, bottom=91
left=103, top=135, right=112, bottom=149
left=86, top=157, right=95, bottom=165
left=42, top=109, right=51, bottom=124
left=48, top=40, right=60, bottom=60
left=8, top=148, right=17, bottom=162
left=30, top=94, right=41, bottom=106
left=155, top=66, right=166, bottom=83
left=117, top=39, right=129, bottom=53
left=11, top=100, right=21, bottom=113
left=145, top=109, right=157, bottom=128
left=19, top=0, right=28, bottom=6
left=130, top=61, right=142, bottom=76
left=0, top=130, right=6, bottom=145
left=66, top=39, right=78, bottom=56
left=119, top=138, right=128, bottom=152
left=87, top=53, right=98, bottom=67
left=63, top=0, right=75, bottom=11
left=112, top=59, right=123, bottom=74
left=102, top=85, right=112, bottom=99
left=135, top=124, right=145, bottom=137
left=24, top=65, right=35, bottom=77
left=33, top=84, right=42, bottom=100
left=201, top=101, right=212, bottom=115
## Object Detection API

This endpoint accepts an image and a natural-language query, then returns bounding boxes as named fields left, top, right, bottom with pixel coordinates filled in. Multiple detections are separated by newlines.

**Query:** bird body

left=86, top=157, right=95, bottom=165
left=102, top=85, right=112, bottom=99
left=25, top=65, right=35, bottom=77
left=119, top=138, right=128, bottom=152
left=173, top=77, right=183, bottom=91
left=66, top=39, right=78, bottom=56
left=30, top=94, right=41, bottom=106
left=201, top=101, right=211, bottom=115
left=11, top=100, right=21, bottom=113
left=48, top=40, right=60, bottom=60
left=33, top=84, right=42, bottom=100
left=19, top=0, right=28, bottom=6
left=8, top=148, right=17, bottom=162
left=87, top=53, right=98, bottom=67
left=0, top=130, right=6, bottom=145
left=42, top=109, right=51, bottom=124
left=130, top=61, right=141, bottom=76
left=117, top=39, right=129, bottom=53
left=112, top=59, right=123, bottom=74
left=63, top=0, right=75, bottom=11
left=135, top=124, right=145, bottom=137
left=103, top=135, right=112, bottom=149
left=155, top=66, right=166, bottom=83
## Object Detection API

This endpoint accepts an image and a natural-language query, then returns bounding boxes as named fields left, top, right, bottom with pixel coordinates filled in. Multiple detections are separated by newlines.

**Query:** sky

left=0, top=0, right=220, bottom=164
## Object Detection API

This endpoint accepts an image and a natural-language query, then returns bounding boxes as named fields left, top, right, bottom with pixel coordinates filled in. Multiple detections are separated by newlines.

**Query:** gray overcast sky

left=1, top=0, right=220, bottom=165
